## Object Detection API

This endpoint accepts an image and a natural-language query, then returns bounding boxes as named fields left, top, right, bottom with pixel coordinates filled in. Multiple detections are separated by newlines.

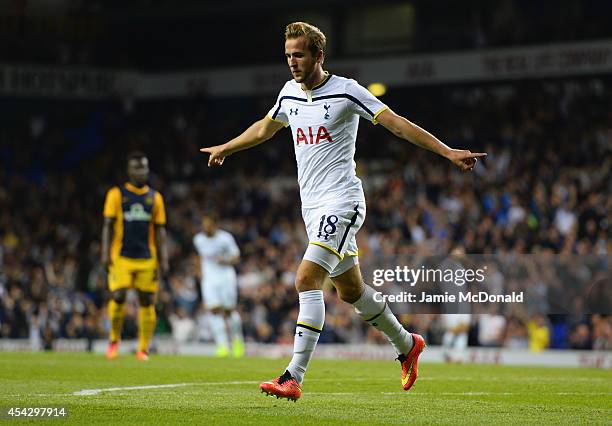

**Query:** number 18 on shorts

left=302, top=201, right=365, bottom=276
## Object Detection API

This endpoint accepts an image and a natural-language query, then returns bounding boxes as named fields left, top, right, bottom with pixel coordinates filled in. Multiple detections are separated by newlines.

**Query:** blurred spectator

left=527, top=315, right=551, bottom=352
left=591, top=315, right=611, bottom=351
left=478, top=308, right=506, bottom=347
left=503, top=317, right=528, bottom=349
left=569, top=323, right=592, bottom=350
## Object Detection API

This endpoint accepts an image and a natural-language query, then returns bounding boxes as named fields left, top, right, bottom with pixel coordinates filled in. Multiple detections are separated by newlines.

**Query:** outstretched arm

left=155, top=225, right=169, bottom=276
left=376, top=108, right=486, bottom=172
left=200, top=116, right=285, bottom=167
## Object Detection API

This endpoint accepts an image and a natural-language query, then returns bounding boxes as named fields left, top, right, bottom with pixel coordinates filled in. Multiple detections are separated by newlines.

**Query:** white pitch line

left=414, top=376, right=610, bottom=382
left=74, top=383, right=191, bottom=396
left=269, top=391, right=612, bottom=397
left=72, top=381, right=612, bottom=398
left=380, top=391, right=612, bottom=396
left=72, top=379, right=372, bottom=396
left=70, top=374, right=612, bottom=397
left=73, top=381, right=258, bottom=396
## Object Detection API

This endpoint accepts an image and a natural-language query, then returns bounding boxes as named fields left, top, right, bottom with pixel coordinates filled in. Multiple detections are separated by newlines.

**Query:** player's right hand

left=200, top=145, right=226, bottom=167
left=446, top=149, right=487, bottom=172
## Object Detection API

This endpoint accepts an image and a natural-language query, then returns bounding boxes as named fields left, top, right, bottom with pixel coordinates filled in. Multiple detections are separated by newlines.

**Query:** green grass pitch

left=0, top=352, right=610, bottom=425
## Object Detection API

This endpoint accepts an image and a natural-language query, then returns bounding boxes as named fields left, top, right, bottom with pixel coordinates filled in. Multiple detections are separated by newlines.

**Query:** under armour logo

left=290, top=108, right=299, bottom=116
left=297, top=331, right=303, bottom=337
left=323, top=104, right=330, bottom=119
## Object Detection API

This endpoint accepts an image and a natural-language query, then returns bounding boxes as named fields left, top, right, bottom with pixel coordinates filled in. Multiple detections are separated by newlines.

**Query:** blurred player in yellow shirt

left=101, top=151, right=169, bottom=360
left=527, top=315, right=550, bottom=352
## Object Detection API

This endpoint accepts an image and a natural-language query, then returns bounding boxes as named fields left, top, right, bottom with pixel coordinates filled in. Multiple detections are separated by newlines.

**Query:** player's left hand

left=446, top=149, right=487, bottom=172
left=200, top=145, right=226, bottom=167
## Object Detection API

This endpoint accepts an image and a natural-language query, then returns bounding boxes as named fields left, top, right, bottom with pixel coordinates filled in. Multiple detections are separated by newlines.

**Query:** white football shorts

left=301, top=200, right=366, bottom=277
left=201, top=279, right=237, bottom=310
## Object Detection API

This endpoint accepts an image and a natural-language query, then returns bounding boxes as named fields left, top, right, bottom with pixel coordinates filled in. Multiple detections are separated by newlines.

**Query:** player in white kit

left=441, top=314, right=472, bottom=363
left=193, top=214, right=244, bottom=357
left=201, top=22, right=486, bottom=401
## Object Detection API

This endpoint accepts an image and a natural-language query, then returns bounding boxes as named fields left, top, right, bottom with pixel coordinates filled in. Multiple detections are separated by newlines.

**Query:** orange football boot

left=135, top=350, right=149, bottom=361
left=259, top=370, right=302, bottom=402
left=106, top=342, right=119, bottom=360
left=397, top=333, right=426, bottom=391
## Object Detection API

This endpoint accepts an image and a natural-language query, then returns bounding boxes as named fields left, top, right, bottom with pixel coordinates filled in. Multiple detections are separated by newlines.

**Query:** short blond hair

left=285, top=22, right=326, bottom=56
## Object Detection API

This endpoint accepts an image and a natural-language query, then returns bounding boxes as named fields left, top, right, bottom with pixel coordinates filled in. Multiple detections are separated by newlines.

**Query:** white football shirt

left=267, top=74, right=388, bottom=208
left=193, top=229, right=240, bottom=286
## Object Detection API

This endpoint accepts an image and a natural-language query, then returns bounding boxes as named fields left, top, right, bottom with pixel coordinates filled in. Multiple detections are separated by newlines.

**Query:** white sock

left=229, top=310, right=244, bottom=343
left=208, top=314, right=229, bottom=348
left=353, top=284, right=413, bottom=355
left=287, top=290, right=324, bottom=385
left=442, top=331, right=454, bottom=359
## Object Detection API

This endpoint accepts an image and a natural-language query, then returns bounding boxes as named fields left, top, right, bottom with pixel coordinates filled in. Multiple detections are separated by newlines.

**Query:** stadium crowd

left=3, top=0, right=611, bottom=70
left=0, top=77, right=610, bottom=352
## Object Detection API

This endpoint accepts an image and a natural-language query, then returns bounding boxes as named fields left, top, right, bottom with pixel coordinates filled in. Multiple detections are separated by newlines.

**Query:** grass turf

left=0, top=352, right=610, bottom=425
